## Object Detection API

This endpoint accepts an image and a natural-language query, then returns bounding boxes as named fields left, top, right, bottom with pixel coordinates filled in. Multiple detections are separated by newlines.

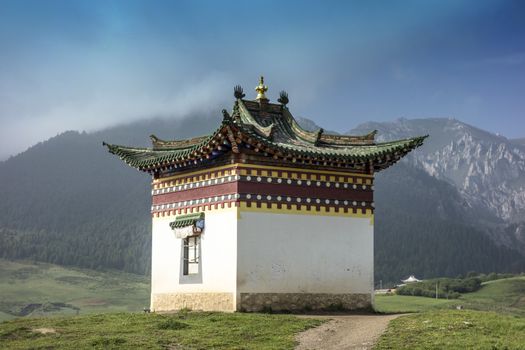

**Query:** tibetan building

left=103, top=77, right=426, bottom=312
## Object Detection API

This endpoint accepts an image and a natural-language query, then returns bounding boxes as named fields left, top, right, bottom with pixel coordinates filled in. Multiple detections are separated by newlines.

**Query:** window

left=183, top=235, right=200, bottom=275
left=170, top=212, right=204, bottom=280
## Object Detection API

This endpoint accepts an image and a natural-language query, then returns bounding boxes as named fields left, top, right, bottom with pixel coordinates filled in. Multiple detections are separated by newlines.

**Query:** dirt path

left=295, top=314, right=404, bottom=350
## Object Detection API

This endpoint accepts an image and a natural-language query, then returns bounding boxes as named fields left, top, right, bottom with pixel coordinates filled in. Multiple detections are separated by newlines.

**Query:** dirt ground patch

left=295, top=314, right=404, bottom=350
left=32, top=328, right=57, bottom=335
left=75, top=298, right=107, bottom=306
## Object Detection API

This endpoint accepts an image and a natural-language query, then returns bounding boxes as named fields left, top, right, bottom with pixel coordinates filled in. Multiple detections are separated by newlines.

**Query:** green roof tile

left=169, top=213, right=205, bottom=229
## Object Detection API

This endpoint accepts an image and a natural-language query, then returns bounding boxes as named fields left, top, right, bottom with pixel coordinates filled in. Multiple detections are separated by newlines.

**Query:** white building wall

left=150, top=207, right=374, bottom=311
left=150, top=207, right=238, bottom=310
left=236, top=211, right=374, bottom=295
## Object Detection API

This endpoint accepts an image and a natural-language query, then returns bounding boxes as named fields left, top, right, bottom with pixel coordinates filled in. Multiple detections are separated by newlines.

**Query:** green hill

left=374, top=277, right=525, bottom=349
left=374, top=276, right=525, bottom=316
left=0, top=115, right=523, bottom=283
left=374, top=165, right=525, bottom=283
left=460, top=277, right=525, bottom=316
left=375, top=309, right=525, bottom=350
left=0, top=260, right=149, bottom=322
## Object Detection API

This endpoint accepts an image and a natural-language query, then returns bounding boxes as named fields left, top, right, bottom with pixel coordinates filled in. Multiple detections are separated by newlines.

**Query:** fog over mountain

left=0, top=114, right=523, bottom=283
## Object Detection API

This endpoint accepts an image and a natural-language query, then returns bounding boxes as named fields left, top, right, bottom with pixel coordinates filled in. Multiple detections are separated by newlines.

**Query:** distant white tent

left=401, top=275, right=421, bottom=283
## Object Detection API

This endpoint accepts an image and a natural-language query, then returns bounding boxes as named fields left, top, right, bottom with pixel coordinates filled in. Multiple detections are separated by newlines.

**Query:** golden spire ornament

left=255, top=76, right=268, bottom=100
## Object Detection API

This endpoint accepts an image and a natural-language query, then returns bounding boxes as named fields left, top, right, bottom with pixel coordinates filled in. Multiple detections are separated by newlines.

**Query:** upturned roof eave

left=149, top=134, right=212, bottom=150
left=103, top=124, right=427, bottom=172
left=233, top=121, right=427, bottom=164
left=102, top=118, right=232, bottom=170
left=102, top=94, right=428, bottom=172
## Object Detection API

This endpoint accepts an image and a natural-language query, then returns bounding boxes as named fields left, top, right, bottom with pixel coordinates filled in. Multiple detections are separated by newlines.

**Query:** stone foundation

left=152, top=292, right=235, bottom=312
left=239, top=293, right=371, bottom=312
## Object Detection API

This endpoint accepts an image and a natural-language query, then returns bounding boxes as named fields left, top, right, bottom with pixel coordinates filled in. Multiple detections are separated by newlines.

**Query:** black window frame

left=182, top=235, right=200, bottom=276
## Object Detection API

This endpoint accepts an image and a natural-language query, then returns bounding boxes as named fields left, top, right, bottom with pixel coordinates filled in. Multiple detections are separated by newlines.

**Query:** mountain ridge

left=1, top=114, right=523, bottom=283
left=351, top=118, right=525, bottom=224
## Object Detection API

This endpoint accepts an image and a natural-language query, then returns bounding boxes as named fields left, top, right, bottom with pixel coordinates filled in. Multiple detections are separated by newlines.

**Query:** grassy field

left=374, top=277, right=525, bottom=349
left=2, top=261, right=524, bottom=349
left=375, top=309, right=525, bottom=350
left=374, top=276, right=525, bottom=316
left=374, top=295, right=456, bottom=313
left=0, top=259, right=149, bottom=322
left=0, top=311, right=321, bottom=349
left=460, top=276, right=525, bottom=316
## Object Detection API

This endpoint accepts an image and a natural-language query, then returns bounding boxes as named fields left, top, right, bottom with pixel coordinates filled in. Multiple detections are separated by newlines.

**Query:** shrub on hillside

left=478, top=272, right=516, bottom=283
left=397, top=277, right=482, bottom=299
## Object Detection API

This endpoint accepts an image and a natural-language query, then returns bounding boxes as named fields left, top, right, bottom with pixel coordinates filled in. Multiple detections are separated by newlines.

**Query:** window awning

left=169, top=212, right=205, bottom=239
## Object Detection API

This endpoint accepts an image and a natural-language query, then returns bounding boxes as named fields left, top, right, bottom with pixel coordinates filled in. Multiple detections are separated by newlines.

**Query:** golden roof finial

left=255, top=76, right=268, bottom=100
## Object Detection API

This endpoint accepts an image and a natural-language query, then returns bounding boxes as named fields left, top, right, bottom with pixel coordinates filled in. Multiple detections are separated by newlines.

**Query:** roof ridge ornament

left=278, top=90, right=289, bottom=106
left=233, top=85, right=245, bottom=99
left=222, top=109, right=232, bottom=122
left=255, top=76, right=268, bottom=100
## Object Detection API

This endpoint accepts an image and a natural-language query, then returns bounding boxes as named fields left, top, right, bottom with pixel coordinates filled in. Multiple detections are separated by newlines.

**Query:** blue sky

left=1, top=0, right=524, bottom=159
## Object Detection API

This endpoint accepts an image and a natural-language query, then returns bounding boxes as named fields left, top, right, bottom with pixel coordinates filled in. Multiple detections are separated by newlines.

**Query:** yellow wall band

left=154, top=163, right=374, bottom=187
left=238, top=202, right=373, bottom=219
left=237, top=163, right=374, bottom=178
left=153, top=203, right=374, bottom=225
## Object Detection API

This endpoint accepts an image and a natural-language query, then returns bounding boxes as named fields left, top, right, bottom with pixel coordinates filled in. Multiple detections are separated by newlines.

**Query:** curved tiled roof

left=169, top=212, right=205, bottom=229
left=103, top=97, right=427, bottom=172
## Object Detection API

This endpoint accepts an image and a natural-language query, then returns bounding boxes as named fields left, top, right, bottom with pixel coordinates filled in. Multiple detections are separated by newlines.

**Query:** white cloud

left=0, top=70, right=234, bottom=160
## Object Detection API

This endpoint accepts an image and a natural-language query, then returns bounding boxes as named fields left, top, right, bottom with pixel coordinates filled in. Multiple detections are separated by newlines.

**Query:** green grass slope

left=375, top=278, right=525, bottom=349
left=460, top=277, right=525, bottom=316
left=374, top=310, right=525, bottom=350
left=374, top=295, right=456, bottom=314
left=374, top=276, right=525, bottom=316
left=0, top=260, right=149, bottom=322
left=0, top=312, right=321, bottom=350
